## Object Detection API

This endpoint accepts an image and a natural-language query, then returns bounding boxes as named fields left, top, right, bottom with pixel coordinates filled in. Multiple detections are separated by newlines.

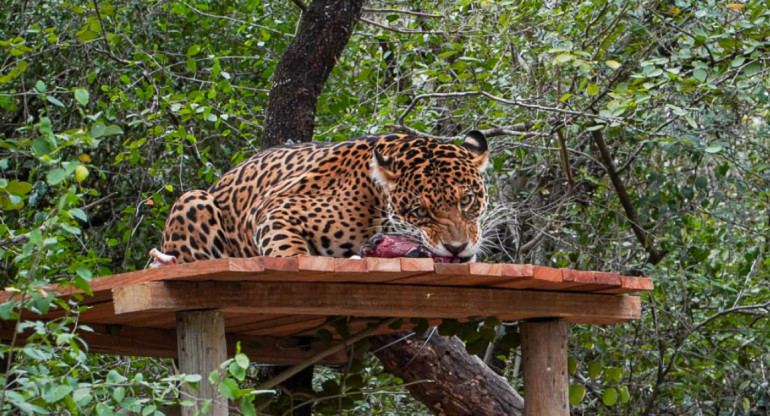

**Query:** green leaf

left=694, top=175, right=708, bottom=190
left=411, top=318, right=429, bottom=334
left=69, top=208, right=88, bottom=222
left=555, top=53, right=573, bottom=64
left=602, top=388, right=619, bottom=406
left=76, top=267, right=92, bottom=280
left=107, top=369, right=128, bottom=384
left=569, top=384, right=586, bottom=405
left=104, top=124, right=123, bottom=136
left=35, top=80, right=46, bottom=92
left=692, top=68, right=707, bottom=82
left=112, top=386, right=125, bottom=402
left=219, top=378, right=240, bottom=400
left=74, top=88, right=89, bottom=105
left=742, top=62, right=761, bottom=76
left=465, top=338, right=487, bottom=355
left=586, top=83, right=599, bottom=96
left=187, top=44, right=202, bottom=56
left=587, top=360, right=602, bottom=379
left=345, top=374, right=364, bottom=389
left=208, top=369, right=219, bottom=385
left=91, top=121, right=106, bottom=138
left=32, top=137, right=53, bottom=156
left=568, top=356, right=578, bottom=375
left=47, top=95, right=65, bottom=107
left=235, top=352, right=249, bottom=369
left=603, top=366, right=623, bottom=383
left=73, top=388, right=92, bottom=406
left=605, top=60, right=621, bottom=69
left=229, top=361, right=246, bottom=381
left=438, top=318, right=459, bottom=336
left=46, top=168, right=68, bottom=185
left=240, top=396, right=257, bottom=416
left=704, top=145, right=722, bottom=154
left=619, top=386, right=630, bottom=404
left=6, top=180, right=33, bottom=195
left=479, top=326, right=496, bottom=342
left=559, top=93, right=573, bottom=102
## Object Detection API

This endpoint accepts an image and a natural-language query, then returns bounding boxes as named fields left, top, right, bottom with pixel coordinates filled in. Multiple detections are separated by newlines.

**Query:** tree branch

left=359, top=17, right=448, bottom=35
left=397, top=91, right=622, bottom=126
left=362, top=8, right=444, bottom=18
left=590, top=129, right=667, bottom=265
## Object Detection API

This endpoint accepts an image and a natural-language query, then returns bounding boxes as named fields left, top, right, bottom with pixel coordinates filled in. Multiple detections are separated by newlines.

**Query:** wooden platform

left=0, top=256, right=652, bottom=364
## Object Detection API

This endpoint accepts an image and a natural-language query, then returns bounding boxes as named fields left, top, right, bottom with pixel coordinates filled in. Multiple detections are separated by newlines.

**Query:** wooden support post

left=177, top=311, right=227, bottom=416
left=521, top=319, right=569, bottom=416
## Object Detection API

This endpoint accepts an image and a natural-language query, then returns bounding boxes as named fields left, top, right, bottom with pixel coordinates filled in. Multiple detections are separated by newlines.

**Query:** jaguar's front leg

left=253, top=207, right=311, bottom=257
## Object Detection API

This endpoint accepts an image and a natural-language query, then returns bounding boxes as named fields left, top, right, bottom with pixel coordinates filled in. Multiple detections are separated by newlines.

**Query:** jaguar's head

left=370, top=131, right=489, bottom=262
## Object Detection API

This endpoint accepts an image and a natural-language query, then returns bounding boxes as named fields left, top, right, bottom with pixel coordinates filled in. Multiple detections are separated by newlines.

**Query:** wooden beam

left=113, top=281, right=641, bottom=324
left=177, top=311, right=227, bottom=416
left=521, top=320, right=569, bottom=416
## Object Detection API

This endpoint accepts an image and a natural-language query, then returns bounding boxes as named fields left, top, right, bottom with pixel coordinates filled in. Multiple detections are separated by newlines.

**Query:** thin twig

left=92, top=0, right=112, bottom=54
left=362, top=8, right=444, bottom=18
left=0, top=225, right=46, bottom=248
left=360, top=17, right=449, bottom=35
left=396, top=91, right=621, bottom=126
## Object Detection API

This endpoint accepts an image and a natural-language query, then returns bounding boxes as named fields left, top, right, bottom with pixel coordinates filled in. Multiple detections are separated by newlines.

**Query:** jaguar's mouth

left=360, top=233, right=472, bottom=263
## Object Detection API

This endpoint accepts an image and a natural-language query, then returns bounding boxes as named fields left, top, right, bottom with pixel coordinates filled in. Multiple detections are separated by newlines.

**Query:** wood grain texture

left=521, top=320, right=569, bottom=416
left=113, top=280, right=642, bottom=324
left=596, top=275, right=654, bottom=294
left=177, top=311, right=227, bottom=416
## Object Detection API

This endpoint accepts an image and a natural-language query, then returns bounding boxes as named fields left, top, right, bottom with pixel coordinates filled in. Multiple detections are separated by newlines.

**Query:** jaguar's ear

left=370, top=148, right=398, bottom=189
left=462, top=130, right=489, bottom=172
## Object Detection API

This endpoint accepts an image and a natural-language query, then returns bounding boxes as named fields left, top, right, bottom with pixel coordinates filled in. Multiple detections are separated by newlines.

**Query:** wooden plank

left=113, top=281, right=642, bottom=324
left=399, top=257, right=435, bottom=273
left=325, top=257, right=429, bottom=282
left=494, top=266, right=578, bottom=290
left=521, top=320, right=569, bottom=416
left=266, top=255, right=336, bottom=282
left=431, top=263, right=505, bottom=286
left=0, top=257, right=266, bottom=303
left=559, top=270, right=622, bottom=292
left=596, top=275, right=654, bottom=294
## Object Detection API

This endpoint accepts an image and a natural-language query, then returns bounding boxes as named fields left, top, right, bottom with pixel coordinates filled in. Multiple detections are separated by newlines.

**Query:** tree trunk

left=262, top=0, right=365, bottom=148
left=260, top=1, right=364, bottom=414
left=371, top=333, right=525, bottom=416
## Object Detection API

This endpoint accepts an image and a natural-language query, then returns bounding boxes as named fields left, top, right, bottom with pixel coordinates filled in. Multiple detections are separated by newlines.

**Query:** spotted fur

left=160, top=132, right=489, bottom=262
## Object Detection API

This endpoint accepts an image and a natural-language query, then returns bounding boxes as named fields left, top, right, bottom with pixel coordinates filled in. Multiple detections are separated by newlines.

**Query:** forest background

left=1, top=0, right=769, bottom=415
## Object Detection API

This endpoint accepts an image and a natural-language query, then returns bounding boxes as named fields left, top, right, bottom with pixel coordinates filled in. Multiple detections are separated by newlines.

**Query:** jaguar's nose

left=443, top=242, right=468, bottom=256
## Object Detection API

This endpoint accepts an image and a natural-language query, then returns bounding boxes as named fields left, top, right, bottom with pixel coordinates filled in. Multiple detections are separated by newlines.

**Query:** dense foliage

left=1, top=0, right=769, bottom=414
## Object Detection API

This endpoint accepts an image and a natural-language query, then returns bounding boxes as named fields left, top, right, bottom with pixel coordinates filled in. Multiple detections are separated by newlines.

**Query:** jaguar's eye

left=413, top=207, right=429, bottom=218
left=460, top=195, right=474, bottom=208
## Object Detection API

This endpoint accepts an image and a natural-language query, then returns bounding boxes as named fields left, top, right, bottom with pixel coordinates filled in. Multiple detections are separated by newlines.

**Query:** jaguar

left=150, top=131, right=489, bottom=266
